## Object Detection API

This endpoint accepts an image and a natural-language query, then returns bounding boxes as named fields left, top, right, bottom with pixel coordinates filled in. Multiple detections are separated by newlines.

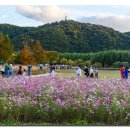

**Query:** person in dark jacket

left=4, top=63, right=9, bottom=77
left=83, top=65, right=89, bottom=77
left=17, top=66, right=23, bottom=75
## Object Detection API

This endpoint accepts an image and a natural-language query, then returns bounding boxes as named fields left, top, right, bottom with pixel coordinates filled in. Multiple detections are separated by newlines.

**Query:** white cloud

left=16, top=6, right=130, bottom=32
left=79, top=13, right=130, bottom=32
left=16, top=5, right=67, bottom=23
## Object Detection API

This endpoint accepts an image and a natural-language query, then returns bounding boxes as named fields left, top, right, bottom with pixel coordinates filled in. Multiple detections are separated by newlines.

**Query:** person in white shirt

left=0, top=64, right=5, bottom=77
left=39, top=64, right=43, bottom=69
left=22, top=69, right=26, bottom=76
left=50, top=67, right=55, bottom=77
left=90, top=66, right=94, bottom=78
left=76, top=65, right=82, bottom=76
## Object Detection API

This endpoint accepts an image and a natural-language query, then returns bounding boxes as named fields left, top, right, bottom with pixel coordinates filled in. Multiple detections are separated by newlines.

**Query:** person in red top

left=120, top=65, right=125, bottom=78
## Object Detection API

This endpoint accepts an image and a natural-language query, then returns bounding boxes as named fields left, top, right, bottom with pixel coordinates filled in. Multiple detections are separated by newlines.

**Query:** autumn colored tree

left=20, top=43, right=35, bottom=65
left=32, top=40, right=46, bottom=64
left=0, top=33, right=13, bottom=62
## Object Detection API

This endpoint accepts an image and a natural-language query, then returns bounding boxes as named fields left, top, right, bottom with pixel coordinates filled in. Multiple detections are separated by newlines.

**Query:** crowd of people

left=76, top=65, right=99, bottom=78
left=0, top=63, right=129, bottom=79
left=0, top=64, right=32, bottom=77
left=48, top=64, right=99, bottom=78
left=0, top=63, right=98, bottom=78
left=0, top=63, right=13, bottom=77
left=120, top=65, right=129, bottom=79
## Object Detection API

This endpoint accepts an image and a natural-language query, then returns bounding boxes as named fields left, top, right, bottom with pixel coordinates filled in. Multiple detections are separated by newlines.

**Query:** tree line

left=0, top=33, right=59, bottom=65
left=1, top=32, right=130, bottom=68
left=59, top=50, right=130, bottom=68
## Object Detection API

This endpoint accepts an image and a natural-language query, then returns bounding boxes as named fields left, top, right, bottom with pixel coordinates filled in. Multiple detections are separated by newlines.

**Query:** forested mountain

left=0, top=20, right=130, bottom=52
left=0, top=24, right=35, bottom=38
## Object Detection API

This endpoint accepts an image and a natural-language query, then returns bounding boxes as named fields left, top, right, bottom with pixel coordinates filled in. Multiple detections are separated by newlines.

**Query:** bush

left=93, top=62, right=102, bottom=68
left=85, top=60, right=91, bottom=67
left=113, top=61, right=129, bottom=68
left=61, top=58, right=68, bottom=64
left=76, top=59, right=84, bottom=64
left=68, top=59, right=75, bottom=66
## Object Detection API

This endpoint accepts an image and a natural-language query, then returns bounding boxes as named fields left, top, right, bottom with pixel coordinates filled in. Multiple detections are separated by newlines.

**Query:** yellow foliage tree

left=32, top=40, right=46, bottom=64
left=20, top=43, right=35, bottom=65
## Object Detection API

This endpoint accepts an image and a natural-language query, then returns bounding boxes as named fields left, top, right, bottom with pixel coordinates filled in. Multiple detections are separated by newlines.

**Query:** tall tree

left=0, top=33, right=13, bottom=62
left=20, top=43, right=35, bottom=65
left=32, top=40, right=46, bottom=64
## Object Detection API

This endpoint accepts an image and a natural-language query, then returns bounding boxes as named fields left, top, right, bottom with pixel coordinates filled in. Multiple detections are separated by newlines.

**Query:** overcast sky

left=1, top=5, right=130, bottom=32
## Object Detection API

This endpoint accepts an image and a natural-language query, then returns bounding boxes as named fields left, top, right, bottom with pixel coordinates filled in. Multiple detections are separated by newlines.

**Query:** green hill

left=124, top=32, right=130, bottom=37
left=0, top=20, right=130, bottom=52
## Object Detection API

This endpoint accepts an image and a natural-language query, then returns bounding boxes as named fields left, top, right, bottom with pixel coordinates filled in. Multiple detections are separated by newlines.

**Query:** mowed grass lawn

left=56, top=69, right=122, bottom=79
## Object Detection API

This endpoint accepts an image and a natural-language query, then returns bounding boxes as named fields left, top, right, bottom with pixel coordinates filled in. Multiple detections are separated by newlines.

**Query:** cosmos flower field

left=0, top=76, right=130, bottom=125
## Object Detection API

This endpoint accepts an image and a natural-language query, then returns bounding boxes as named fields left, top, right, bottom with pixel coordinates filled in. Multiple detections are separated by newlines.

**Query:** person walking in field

left=17, top=65, right=23, bottom=75
left=39, top=64, right=43, bottom=70
left=90, top=66, right=94, bottom=78
left=120, top=65, right=125, bottom=78
left=0, top=64, right=5, bottom=77
left=27, top=65, right=32, bottom=76
left=50, top=66, right=55, bottom=77
left=4, top=63, right=9, bottom=77
left=49, top=65, right=52, bottom=74
left=9, top=64, right=13, bottom=76
left=124, top=67, right=129, bottom=79
left=84, top=65, right=89, bottom=77
left=94, top=67, right=98, bottom=79
left=76, top=65, right=82, bottom=76
left=22, top=69, right=26, bottom=76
